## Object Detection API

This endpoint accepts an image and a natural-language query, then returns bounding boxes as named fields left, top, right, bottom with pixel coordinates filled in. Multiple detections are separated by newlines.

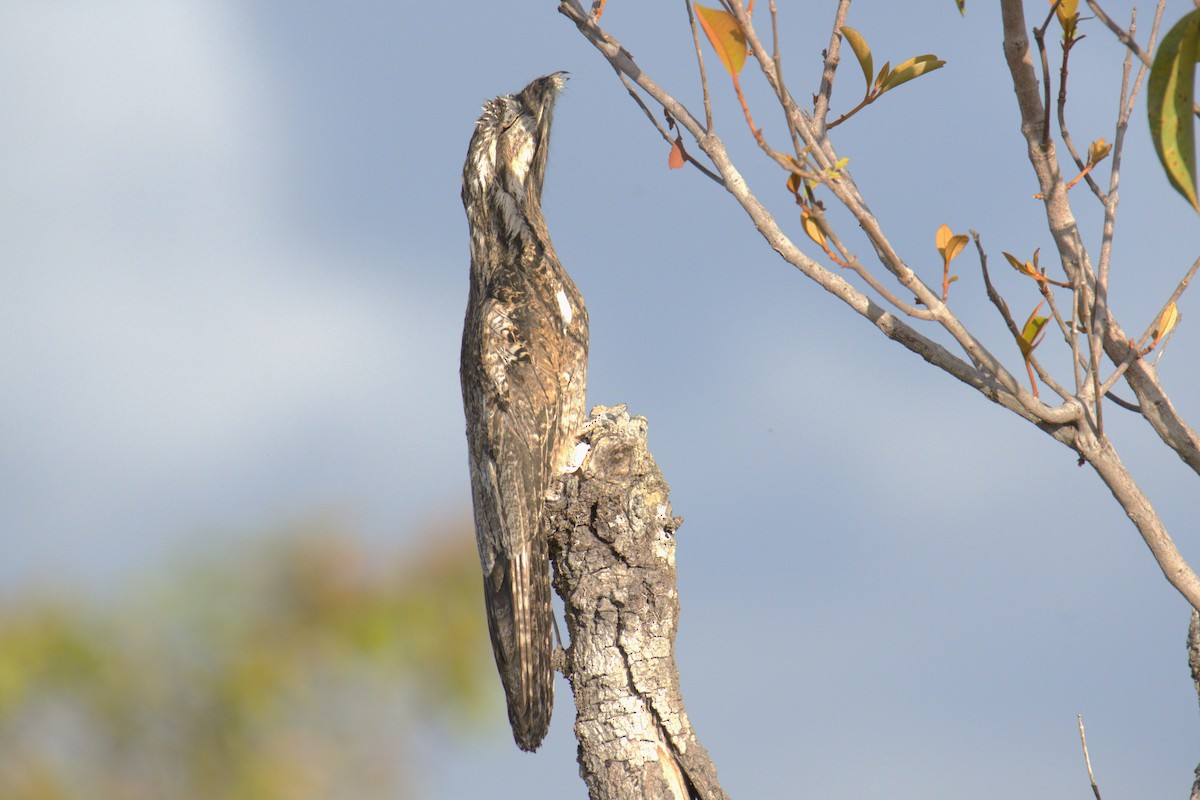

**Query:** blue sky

left=3, top=1, right=1199, bottom=797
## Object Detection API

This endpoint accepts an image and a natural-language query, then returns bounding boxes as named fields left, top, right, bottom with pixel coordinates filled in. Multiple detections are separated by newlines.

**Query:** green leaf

left=1018, top=313, right=1049, bottom=358
left=840, top=27, right=873, bottom=92
left=1148, top=9, right=1200, bottom=212
left=880, top=54, right=947, bottom=93
left=955, top=0, right=965, bottom=15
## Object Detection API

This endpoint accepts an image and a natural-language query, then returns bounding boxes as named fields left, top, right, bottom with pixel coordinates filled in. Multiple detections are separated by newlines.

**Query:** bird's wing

left=465, top=292, right=558, bottom=750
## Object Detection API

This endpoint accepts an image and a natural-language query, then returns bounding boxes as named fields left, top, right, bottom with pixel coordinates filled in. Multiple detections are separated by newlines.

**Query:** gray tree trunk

left=549, top=404, right=728, bottom=800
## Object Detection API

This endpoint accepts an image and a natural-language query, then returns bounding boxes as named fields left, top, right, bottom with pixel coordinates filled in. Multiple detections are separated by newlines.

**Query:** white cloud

left=0, top=2, right=466, bottom=582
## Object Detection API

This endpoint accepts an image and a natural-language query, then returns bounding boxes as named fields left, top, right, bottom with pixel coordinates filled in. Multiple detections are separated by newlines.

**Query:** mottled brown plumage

left=460, top=73, right=588, bottom=752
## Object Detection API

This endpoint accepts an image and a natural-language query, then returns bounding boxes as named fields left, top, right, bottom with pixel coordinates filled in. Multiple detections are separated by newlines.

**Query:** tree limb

left=1188, top=611, right=1200, bottom=800
left=558, top=0, right=1081, bottom=432
left=549, top=404, right=728, bottom=800
left=564, top=0, right=1200, bottom=612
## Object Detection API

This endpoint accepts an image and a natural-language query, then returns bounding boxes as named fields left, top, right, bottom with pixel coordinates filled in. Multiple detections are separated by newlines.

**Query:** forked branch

left=561, top=0, right=1200, bottom=612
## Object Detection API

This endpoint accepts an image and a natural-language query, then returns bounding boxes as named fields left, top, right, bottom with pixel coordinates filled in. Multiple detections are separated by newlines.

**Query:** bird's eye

left=500, top=115, right=521, bottom=136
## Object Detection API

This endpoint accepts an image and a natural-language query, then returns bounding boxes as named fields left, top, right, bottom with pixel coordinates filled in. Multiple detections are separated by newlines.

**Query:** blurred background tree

left=0, top=519, right=492, bottom=800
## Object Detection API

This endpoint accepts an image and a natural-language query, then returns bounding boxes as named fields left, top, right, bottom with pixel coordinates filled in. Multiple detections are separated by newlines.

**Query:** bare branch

left=562, top=0, right=1082, bottom=430
left=614, top=69, right=724, bottom=185
left=1055, top=28, right=1108, bottom=202
left=567, top=0, right=1200, bottom=610
left=813, top=0, right=853, bottom=134
left=684, top=0, right=713, bottom=133
left=1032, top=2, right=1062, bottom=145
left=1077, top=715, right=1103, bottom=800
left=1081, top=428, right=1200, bottom=610
left=1087, top=0, right=1153, bottom=66
left=1137, top=255, right=1200, bottom=352
left=1087, top=0, right=1200, bottom=120
left=766, top=0, right=802, bottom=156
left=999, top=0, right=1200, bottom=474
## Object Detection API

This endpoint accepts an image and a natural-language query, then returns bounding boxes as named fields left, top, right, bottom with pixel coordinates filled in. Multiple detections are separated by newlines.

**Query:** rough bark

left=548, top=404, right=728, bottom=800
left=1189, top=611, right=1200, bottom=800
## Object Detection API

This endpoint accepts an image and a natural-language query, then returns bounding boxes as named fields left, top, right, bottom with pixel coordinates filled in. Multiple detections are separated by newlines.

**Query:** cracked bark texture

left=548, top=404, right=728, bottom=800
left=1189, top=611, right=1200, bottom=800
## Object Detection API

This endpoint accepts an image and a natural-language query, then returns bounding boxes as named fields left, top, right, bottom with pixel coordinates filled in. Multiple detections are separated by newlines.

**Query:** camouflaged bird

left=459, top=73, right=588, bottom=752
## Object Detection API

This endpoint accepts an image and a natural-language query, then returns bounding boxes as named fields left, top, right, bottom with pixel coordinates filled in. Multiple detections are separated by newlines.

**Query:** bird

left=459, top=72, right=588, bottom=752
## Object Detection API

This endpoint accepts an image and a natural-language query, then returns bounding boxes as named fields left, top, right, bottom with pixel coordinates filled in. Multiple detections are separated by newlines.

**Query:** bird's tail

left=483, top=535, right=554, bottom=751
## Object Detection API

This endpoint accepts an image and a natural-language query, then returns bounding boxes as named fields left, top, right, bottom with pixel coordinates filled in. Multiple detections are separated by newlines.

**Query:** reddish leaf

left=668, top=138, right=685, bottom=170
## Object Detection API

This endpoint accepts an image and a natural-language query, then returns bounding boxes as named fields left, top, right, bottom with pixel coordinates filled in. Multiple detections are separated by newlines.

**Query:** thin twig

left=1032, top=280, right=1077, bottom=402
left=1136, top=255, right=1200, bottom=351
left=1097, top=253, right=1200, bottom=399
left=726, top=0, right=1076, bottom=421
left=770, top=1, right=804, bottom=157
left=826, top=93, right=873, bottom=131
left=1087, top=0, right=1151, bottom=66
left=813, top=0, right=852, bottom=135
left=811, top=203, right=936, bottom=320
left=1091, top=3, right=1163, bottom=432
left=1077, top=714, right=1103, bottom=800
left=1055, top=27, right=1107, bottom=202
left=610, top=68, right=724, bottom=184
left=1086, top=0, right=1200, bottom=114
left=1033, top=1, right=1062, bottom=145
left=565, top=0, right=1084, bottom=429
left=976, top=232, right=1023, bottom=342
left=1090, top=8, right=1137, bottom=434
left=1104, top=391, right=1141, bottom=412
left=976, top=233, right=1072, bottom=402
left=685, top=0, right=714, bottom=132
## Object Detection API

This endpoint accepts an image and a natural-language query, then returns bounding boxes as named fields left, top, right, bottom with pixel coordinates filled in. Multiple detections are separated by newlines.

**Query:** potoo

left=459, top=73, right=588, bottom=752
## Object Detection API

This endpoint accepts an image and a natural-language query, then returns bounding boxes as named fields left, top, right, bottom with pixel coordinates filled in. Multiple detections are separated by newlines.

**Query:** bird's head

left=462, top=72, right=568, bottom=217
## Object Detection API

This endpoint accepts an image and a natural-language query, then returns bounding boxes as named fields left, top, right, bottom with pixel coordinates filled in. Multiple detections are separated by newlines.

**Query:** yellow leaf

left=946, top=235, right=969, bottom=263
left=840, top=27, right=874, bottom=92
left=936, top=225, right=969, bottom=263
left=1148, top=9, right=1200, bottom=212
left=695, top=5, right=747, bottom=77
left=1018, top=308, right=1049, bottom=357
left=1087, top=138, right=1112, bottom=166
left=1003, top=251, right=1038, bottom=278
left=873, top=61, right=891, bottom=94
left=801, top=210, right=826, bottom=248
left=1054, top=0, right=1079, bottom=35
left=1153, top=301, right=1180, bottom=345
left=935, top=223, right=953, bottom=251
left=1055, top=0, right=1078, bottom=21
left=786, top=171, right=803, bottom=198
left=879, top=54, right=946, bottom=93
